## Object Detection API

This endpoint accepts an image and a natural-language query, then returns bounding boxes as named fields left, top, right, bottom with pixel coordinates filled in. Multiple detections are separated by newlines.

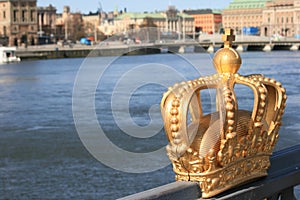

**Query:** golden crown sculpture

left=160, top=28, right=287, bottom=198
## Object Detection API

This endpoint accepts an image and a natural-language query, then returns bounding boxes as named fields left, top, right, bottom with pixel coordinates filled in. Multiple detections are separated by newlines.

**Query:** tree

left=68, top=13, right=85, bottom=41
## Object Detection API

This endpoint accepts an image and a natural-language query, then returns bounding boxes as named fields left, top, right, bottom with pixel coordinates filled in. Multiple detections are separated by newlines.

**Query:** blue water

left=0, top=51, right=299, bottom=199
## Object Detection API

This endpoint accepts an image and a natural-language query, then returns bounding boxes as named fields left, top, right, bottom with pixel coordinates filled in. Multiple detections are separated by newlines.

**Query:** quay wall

left=16, top=44, right=162, bottom=60
left=15, top=41, right=300, bottom=60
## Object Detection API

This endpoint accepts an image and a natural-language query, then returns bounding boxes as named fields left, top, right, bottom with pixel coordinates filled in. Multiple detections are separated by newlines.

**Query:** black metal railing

left=119, top=144, right=300, bottom=200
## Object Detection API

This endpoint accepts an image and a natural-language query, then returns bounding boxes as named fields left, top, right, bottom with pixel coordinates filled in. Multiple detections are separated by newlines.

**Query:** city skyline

left=38, top=0, right=232, bottom=13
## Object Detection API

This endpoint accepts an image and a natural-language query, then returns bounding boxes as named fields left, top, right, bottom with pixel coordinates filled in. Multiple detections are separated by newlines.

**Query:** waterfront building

left=55, top=6, right=84, bottom=42
left=82, top=11, right=101, bottom=41
left=37, top=4, right=56, bottom=43
left=113, top=6, right=194, bottom=39
left=164, top=5, right=194, bottom=37
left=114, top=12, right=166, bottom=32
left=98, top=11, right=116, bottom=36
left=222, top=0, right=268, bottom=35
left=0, top=0, right=38, bottom=46
left=262, top=0, right=300, bottom=37
left=183, top=9, right=222, bottom=34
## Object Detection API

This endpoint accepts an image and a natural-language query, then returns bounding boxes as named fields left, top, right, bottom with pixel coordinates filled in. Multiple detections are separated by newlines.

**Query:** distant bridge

left=151, top=41, right=299, bottom=53
left=16, top=38, right=300, bottom=60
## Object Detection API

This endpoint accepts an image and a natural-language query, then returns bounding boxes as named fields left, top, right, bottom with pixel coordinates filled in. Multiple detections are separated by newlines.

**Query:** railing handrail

left=118, top=144, right=300, bottom=200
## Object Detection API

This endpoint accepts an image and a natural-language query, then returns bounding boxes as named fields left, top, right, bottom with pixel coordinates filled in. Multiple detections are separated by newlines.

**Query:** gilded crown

left=160, top=28, right=287, bottom=198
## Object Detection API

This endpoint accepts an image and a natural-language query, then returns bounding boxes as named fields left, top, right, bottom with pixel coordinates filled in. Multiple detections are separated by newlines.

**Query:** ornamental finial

left=213, top=28, right=241, bottom=74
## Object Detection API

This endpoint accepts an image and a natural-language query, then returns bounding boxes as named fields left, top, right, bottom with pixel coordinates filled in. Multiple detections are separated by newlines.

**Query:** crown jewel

left=161, top=28, right=287, bottom=198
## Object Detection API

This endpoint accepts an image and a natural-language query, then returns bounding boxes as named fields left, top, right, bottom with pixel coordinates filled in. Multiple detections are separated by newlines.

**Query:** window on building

left=286, top=17, right=289, bottom=23
left=22, top=10, right=27, bottom=22
left=3, top=26, right=6, bottom=35
left=13, top=10, right=17, bottom=22
left=30, top=10, right=35, bottom=22
left=3, top=11, right=5, bottom=19
left=291, top=17, right=293, bottom=23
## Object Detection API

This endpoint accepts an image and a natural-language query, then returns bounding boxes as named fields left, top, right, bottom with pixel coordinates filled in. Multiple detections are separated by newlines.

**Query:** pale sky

left=37, top=0, right=232, bottom=13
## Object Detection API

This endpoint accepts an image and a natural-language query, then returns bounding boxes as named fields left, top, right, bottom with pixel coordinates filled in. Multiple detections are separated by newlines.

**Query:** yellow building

left=262, top=0, right=300, bottom=37
left=82, top=12, right=101, bottom=40
left=37, top=4, right=56, bottom=38
left=113, top=6, right=194, bottom=39
left=0, top=0, right=38, bottom=46
left=98, top=12, right=115, bottom=36
left=223, top=0, right=300, bottom=37
left=222, top=0, right=268, bottom=35
left=55, top=6, right=84, bottom=41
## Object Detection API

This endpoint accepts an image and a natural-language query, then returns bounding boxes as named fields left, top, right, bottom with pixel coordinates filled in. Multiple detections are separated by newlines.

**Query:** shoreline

left=14, top=38, right=300, bottom=60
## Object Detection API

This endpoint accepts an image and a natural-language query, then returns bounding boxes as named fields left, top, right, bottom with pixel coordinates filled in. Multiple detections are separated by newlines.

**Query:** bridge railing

left=118, top=144, right=300, bottom=200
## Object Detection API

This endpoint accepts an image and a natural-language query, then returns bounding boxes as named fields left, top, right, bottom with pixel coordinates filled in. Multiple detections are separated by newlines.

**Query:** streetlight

left=183, top=15, right=186, bottom=41
left=65, top=14, right=69, bottom=40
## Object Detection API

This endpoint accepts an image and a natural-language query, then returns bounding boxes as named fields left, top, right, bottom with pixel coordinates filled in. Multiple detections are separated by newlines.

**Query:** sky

left=37, top=0, right=233, bottom=14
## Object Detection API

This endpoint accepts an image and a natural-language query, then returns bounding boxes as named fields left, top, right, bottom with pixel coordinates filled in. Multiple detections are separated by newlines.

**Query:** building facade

left=98, top=11, right=116, bottom=36
left=55, top=6, right=84, bottom=41
left=262, top=0, right=300, bottom=37
left=222, top=0, right=268, bottom=35
left=0, top=0, right=38, bottom=46
left=113, top=6, right=194, bottom=39
left=164, top=5, right=194, bottom=36
left=82, top=12, right=101, bottom=41
left=183, top=9, right=222, bottom=34
left=37, top=4, right=56, bottom=39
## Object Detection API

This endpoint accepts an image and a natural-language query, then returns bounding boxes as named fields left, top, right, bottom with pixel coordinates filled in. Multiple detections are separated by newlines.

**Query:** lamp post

left=297, top=15, right=300, bottom=38
left=183, top=15, right=186, bottom=41
left=65, top=14, right=69, bottom=40
left=273, top=4, right=276, bottom=36
left=94, top=20, right=98, bottom=43
left=240, top=14, right=244, bottom=41
left=177, top=17, right=181, bottom=40
left=269, top=14, right=272, bottom=44
left=212, top=17, right=215, bottom=46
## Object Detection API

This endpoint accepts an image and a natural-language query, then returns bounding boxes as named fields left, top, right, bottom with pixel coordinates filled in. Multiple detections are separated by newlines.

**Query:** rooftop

left=115, top=12, right=164, bottom=20
left=225, top=0, right=269, bottom=9
left=183, top=9, right=222, bottom=15
left=115, top=11, right=193, bottom=20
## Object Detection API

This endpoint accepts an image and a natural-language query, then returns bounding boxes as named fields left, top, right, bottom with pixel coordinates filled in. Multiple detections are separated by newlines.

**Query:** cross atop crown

left=222, top=28, right=235, bottom=48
